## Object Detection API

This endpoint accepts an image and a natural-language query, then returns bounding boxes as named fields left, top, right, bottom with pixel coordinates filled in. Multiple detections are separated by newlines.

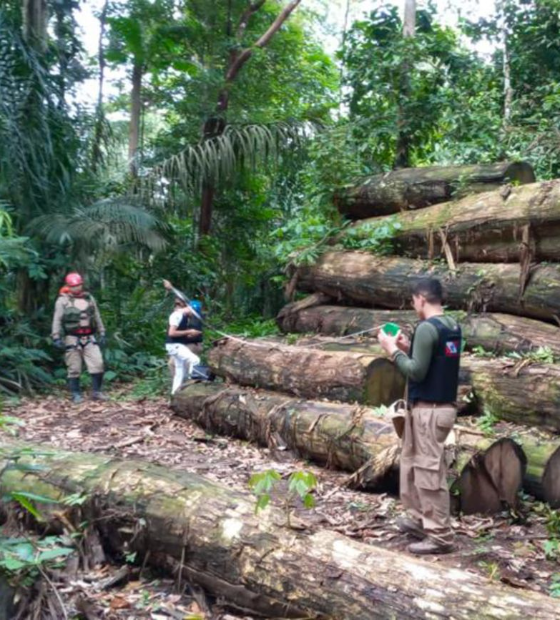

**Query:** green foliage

left=0, top=536, right=74, bottom=585
left=550, top=574, right=560, bottom=598
left=249, top=469, right=317, bottom=519
left=339, top=217, right=402, bottom=253
left=508, top=346, right=555, bottom=365
left=477, top=409, right=499, bottom=436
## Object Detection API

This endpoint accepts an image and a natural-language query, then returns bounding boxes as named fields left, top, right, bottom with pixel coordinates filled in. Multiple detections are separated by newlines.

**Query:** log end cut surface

left=453, top=438, right=526, bottom=515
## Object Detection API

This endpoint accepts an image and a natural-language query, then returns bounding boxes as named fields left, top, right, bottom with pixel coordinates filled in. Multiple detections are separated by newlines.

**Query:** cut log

left=461, top=356, right=560, bottom=432
left=297, top=251, right=560, bottom=322
left=268, top=336, right=560, bottom=433
left=348, top=180, right=560, bottom=262
left=336, top=161, right=535, bottom=219
left=518, top=435, right=560, bottom=507
left=172, top=383, right=526, bottom=515
left=449, top=427, right=527, bottom=515
left=277, top=304, right=560, bottom=357
left=173, top=382, right=401, bottom=490
left=2, top=442, right=559, bottom=619
left=207, top=338, right=405, bottom=406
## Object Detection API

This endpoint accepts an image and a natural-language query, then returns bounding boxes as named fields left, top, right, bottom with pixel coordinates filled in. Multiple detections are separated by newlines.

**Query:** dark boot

left=68, top=378, right=82, bottom=404
left=408, top=538, right=454, bottom=555
left=91, top=373, right=108, bottom=401
left=396, top=515, right=426, bottom=540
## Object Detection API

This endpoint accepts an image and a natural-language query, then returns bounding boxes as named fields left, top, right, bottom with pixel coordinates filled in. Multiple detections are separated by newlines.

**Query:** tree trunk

left=277, top=304, right=560, bottom=358
left=198, top=0, right=303, bottom=237
left=394, top=0, right=416, bottom=168
left=22, top=0, right=48, bottom=49
left=173, top=382, right=401, bottom=490
left=208, top=338, right=405, bottom=406
left=172, top=383, right=526, bottom=515
left=519, top=435, right=560, bottom=507
left=296, top=251, right=560, bottom=322
left=262, top=335, right=560, bottom=433
left=2, top=442, right=559, bottom=619
left=335, top=161, right=535, bottom=219
left=461, top=356, right=560, bottom=432
left=91, top=0, right=109, bottom=171
left=128, top=61, right=143, bottom=178
left=347, top=180, right=560, bottom=263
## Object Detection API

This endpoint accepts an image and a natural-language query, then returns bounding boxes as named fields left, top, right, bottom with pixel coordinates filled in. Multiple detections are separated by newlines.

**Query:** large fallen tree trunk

left=173, top=382, right=401, bottom=490
left=347, top=180, right=560, bottom=262
left=207, top=338, right=405, bottom=406
left=517, top=434, right=560, bottom=507
left=335, top=161, right=535, bottom=219
left=1, top=442, right=557, bottom=619
left=277, top=304, right=560, bottom=357
left=461, top=356, right=560, bottom=432
left=172, top=382, right=526, bottom=515
left=297, top=251, right=560, bottom=322
left=271, top=337, right=560, bottom=432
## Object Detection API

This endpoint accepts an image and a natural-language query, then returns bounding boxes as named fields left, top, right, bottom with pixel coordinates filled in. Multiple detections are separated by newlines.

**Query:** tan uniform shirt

left=51, top=294, right=105, bottom=340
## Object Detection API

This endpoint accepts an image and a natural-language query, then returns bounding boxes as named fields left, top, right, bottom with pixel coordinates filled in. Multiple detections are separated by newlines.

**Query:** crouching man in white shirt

left=165, top=298, right=202, bottom=395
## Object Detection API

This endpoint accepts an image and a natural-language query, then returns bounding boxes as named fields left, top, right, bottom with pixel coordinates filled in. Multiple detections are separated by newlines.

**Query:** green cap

left=382, top=322, right=400, bottom=336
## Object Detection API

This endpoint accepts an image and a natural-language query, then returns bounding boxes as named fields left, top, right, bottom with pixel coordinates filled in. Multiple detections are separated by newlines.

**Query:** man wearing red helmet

left=51, top=272, right=107, bottom=403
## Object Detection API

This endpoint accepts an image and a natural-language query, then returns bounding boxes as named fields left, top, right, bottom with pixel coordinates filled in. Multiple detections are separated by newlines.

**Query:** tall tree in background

left=198, top=0, right=303, bottom=237
left=394, top=0, right=416, bottom=168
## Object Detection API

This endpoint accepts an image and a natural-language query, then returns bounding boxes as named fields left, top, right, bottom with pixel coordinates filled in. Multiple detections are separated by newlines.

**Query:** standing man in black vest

left=165, top=297, right=202, bottom=395
left=378, top=277, right=461, bottom=555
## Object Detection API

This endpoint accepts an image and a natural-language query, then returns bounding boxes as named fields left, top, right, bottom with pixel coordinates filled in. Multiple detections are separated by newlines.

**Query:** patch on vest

left=445, top=340, right=460, bottom=357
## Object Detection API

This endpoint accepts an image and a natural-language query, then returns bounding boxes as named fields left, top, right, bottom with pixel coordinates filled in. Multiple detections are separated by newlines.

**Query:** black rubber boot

left=91, top=373, right=108, bottom=401
left=68, top=377, right=82, bottom=404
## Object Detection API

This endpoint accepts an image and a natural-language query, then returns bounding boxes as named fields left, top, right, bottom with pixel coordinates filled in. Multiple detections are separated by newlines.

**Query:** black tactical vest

left=408, top=316, right=462, bottom=404
left=166, top=313, right=203, bottom=345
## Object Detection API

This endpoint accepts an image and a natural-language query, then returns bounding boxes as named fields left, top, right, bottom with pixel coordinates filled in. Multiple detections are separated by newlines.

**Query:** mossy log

left=335, top=161, right=535, bottom=219
left=207, top=338, right=405, bottom=406
left=297, top=251, right=560, bottom=322
left=172, top=383, right=526, bottom=515
left=269, top=336, right=560, bottom=433
left=277, top=304, right=560, bottom=357
left=461, top=356, right=560, bottom=432
left=1, top=442, right=558, bottom=619
left=348, top=180, right=560, bottom=262
left=173, top=382, right=401, bottom=490
left=518, top=435, right=560, bottom=506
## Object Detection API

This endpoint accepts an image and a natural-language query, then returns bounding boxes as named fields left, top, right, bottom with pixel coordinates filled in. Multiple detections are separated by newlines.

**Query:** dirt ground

left=4, top=386, right=560, bottom=618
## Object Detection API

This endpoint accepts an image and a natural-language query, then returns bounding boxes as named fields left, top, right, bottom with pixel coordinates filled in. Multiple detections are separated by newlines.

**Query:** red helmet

left=65, top=272, right=83, bottom=287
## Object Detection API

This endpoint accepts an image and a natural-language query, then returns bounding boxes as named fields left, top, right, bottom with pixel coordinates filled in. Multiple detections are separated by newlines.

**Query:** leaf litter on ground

left=3, top=388, right=560, bottom=616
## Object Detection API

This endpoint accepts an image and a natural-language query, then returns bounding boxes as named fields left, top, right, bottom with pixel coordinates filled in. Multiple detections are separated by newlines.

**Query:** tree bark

left=172, top=382, right=526, bottom=515
left=335, top=161, right=535, bottom=219
left=347, top=180, right=560, bottom=263
left=128, top=61, right=143, bottom=178
left=394, top=0, right=415, bottom=169
left=296, top=251, right=560, bottom=322
left=519, top=435, right=560, bottom=507
left=461, top=356, right=560, bottom=432
left=91, top=0, right=109, bottom=171
left=2, top=442, right=559, bottom=619
left=173, top=382, right=401, bottom=490
left=22, top=0, right=48, bottom=50
left=277, top=304, right=560, bottom=357
left=263, top=336, right=560, bottom=432
left=207, top=338, right=406, bottom=406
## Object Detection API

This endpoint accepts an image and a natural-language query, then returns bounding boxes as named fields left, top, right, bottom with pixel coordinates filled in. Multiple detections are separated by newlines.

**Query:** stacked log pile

left=174, top=163, right=560, bottom=515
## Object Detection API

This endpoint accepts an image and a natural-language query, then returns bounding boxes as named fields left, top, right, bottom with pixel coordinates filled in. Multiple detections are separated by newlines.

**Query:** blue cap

left=189, top=300, right=202, bottom=314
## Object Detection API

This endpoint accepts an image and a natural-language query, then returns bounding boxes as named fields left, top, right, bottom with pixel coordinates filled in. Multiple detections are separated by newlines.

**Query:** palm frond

left=135, top=120, right=319, bottom=205
left=28, top=199, right=167, bottom=255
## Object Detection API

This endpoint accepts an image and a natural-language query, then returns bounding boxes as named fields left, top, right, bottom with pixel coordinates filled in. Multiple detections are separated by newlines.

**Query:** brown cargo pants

left=400, top=403, right=457, bottom=545
left=64, top=335, right=104, bottom=378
